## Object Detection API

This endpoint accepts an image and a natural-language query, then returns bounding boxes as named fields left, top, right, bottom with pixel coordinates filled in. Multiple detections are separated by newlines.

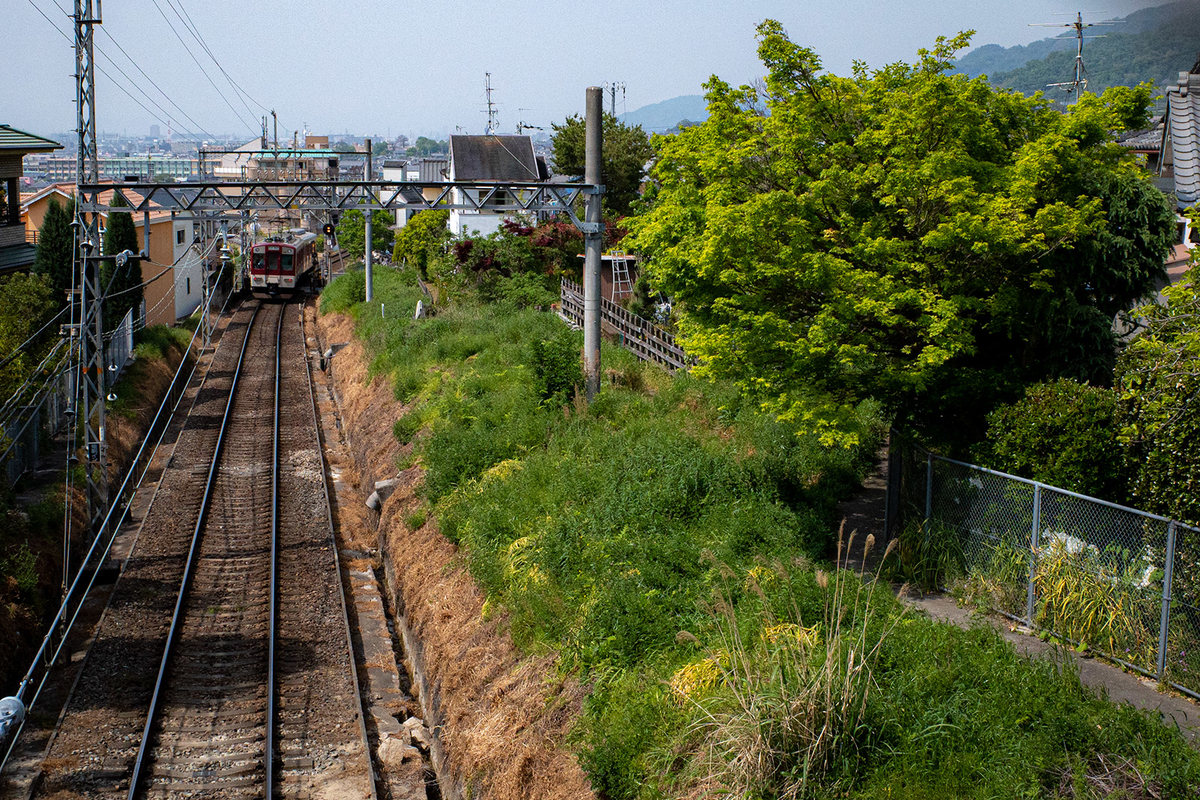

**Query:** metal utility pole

left=364, top=138, right=373, bottom=302
left=74, top=0, right=108, bottom=537
left=606, top=81, right=625, bottom=117
left=583, top=86, right=603, bottom=401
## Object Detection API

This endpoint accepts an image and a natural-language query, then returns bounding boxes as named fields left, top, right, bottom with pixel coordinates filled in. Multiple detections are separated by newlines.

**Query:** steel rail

left=1, top=293, right=240, bottom=775
left=126, top=302, right=265, bottom=799
left=298, top=302, right=379, bottom=800
left=265, top=303, right=283, bottom=799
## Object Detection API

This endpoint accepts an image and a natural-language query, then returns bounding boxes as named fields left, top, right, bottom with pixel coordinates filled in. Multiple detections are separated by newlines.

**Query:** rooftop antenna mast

left=516, top=108, right=542, bottom=135
left=1031, top=11, right=1111, bottom=100
left=483, top=72, right=499, bottom=134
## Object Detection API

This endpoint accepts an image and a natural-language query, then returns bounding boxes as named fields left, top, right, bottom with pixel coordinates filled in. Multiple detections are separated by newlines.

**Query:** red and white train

left=247, top=231, right=320, bottom=297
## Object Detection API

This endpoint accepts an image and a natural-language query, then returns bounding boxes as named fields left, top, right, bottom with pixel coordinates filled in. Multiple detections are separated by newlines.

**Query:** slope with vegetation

left=321, top=255, right=1200, bottom=797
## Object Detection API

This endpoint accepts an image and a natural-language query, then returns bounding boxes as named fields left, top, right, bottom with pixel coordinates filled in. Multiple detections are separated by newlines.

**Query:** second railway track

left=29, top=300, right=373, bottom=800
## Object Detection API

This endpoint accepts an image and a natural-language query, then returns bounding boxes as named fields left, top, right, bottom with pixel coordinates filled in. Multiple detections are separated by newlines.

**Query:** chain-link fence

left=888, top=436, right=1200, bottom=700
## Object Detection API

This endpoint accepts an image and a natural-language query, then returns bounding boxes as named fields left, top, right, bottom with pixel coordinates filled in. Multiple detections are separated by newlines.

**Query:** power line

left=97, top=25, right=218, bottom=141
left=148, top=0, right=258, bottom=134
left=167, top=0, right=267, bottom=123
left=25, top=0, right=206, bottom=144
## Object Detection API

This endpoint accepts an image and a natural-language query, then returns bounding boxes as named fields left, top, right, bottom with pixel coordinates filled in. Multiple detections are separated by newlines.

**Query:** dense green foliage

left=981, top=378, right=1131, bottom=502
left=335, top=209, right=395, bottom=260
left=102, top=194, right=143, bottom=331
left=551, top=112, right=655, bottom=216
left=391, top=209, right=449, bottom=277
left=406, top=136, right=448, bottom=156
left=322, top=263, right=1200, bottom=798
left=628, top=22, right=1174, bottom=450
left=0, top=273, right=59, bottom=400
left=1117, top=267, right=1200, bottom=526
left=425, top=218, right=590, bottom=307
left=32, top=195, right=75, bottom=309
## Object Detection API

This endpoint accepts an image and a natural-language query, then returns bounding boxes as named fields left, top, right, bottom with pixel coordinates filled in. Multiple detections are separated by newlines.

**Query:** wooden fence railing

left=559, top=278, right=692, bottom=372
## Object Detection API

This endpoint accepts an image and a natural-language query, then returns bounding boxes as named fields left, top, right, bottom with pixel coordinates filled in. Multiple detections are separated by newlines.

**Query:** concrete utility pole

left=583, top=86, right=603, bottom=401
left=364, top=138, right=373, bottom=302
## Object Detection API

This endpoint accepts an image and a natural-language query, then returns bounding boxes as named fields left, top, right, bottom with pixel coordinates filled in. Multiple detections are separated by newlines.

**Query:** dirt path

left=835, top=445, right=1200, bottom=744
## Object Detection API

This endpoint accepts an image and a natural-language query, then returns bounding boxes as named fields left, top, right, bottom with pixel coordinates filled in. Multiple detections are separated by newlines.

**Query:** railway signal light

left=322, top=222, right=335, bottom=236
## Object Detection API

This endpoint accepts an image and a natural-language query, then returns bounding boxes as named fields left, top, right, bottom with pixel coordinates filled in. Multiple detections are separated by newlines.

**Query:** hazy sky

left=4, top=0, right=1168, bottom=145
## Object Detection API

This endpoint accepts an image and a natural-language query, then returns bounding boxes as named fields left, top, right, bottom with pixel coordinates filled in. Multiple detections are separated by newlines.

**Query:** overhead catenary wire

left=166, top=0, right=268, bottom=124
left=96, top=24, right=219, bottom=142
left=25, top=0, right=209, bottom=146
left=149, top=0, right=258, bottom=134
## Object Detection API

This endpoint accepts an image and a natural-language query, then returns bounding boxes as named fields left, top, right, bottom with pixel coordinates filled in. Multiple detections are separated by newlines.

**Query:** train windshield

left=280, top=253, right=294, bottom=274
left=252, top=252, right=265, bottom=272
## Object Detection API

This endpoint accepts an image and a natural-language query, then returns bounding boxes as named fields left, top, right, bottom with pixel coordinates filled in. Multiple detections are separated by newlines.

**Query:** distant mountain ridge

left=954, top=1, right=1200, bottom=97
left=620, top=95, right=709, bottom=133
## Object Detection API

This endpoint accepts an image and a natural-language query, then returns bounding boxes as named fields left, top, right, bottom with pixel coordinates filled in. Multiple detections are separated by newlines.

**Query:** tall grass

left=674, top=529, right=900, bottom=798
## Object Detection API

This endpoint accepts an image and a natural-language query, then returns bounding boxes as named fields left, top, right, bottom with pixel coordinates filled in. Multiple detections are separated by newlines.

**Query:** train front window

left=281, top=253, right=294, bottom=274
left=252, top=252, right=265, bottom=271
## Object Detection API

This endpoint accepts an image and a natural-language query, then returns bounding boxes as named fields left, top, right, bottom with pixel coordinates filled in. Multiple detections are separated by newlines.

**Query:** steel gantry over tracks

left=76, top=179, right=604, bottom=231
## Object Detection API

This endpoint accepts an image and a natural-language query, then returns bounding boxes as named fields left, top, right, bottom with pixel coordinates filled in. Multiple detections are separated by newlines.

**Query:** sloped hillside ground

left=313, top=308, right=594, bottom=800
left=315, top=265, right=1200, bottom=799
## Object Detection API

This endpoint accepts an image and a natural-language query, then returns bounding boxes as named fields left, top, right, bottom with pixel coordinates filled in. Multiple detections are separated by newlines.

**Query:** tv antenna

left=1030, top=11, right=1112, bottom=98
left=483, top=72, right=499, bottom=134
left=516, top=108, right=542, bottom=135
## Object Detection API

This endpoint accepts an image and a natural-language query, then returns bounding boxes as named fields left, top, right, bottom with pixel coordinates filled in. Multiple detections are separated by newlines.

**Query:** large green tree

left=627, top=21, right=1174, bottom=447
left=551, top=113, right=654, bottom=216
left=335, top=209, right=395, bottom=261
left=32, top=195, right=75, bottom=309
left=102, top=194, right=142, bottom=331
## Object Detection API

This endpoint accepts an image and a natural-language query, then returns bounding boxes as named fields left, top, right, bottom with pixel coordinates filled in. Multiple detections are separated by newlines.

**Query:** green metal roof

left=0, top=125, right=63, bottom=153
left=0, top=243, right=38, bottom=275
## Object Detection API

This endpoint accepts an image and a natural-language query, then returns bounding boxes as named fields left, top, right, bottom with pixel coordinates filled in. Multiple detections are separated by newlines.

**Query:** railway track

left=27, top=300, right=373, bottom=799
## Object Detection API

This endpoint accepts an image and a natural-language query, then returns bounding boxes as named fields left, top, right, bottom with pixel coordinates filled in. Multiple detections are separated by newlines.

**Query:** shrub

left=981, top=378, right=1131, bottom=502
left=392, top=210, right=449, bottom=277
left=1117, top=266, right=1200, bottom=526
left=320, top=268, right=366, bottom=314
left=529, top=331, right=582, bottom=407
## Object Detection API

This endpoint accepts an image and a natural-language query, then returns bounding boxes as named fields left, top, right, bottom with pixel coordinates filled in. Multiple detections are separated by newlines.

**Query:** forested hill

left=953, top=1, right=1200, bottom=97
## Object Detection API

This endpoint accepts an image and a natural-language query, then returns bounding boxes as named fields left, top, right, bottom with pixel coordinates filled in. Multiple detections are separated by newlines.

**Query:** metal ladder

left=610, top=251, right=633, bottom=300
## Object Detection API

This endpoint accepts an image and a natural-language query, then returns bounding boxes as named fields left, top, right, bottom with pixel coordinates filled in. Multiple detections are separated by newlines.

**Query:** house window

left=177, top=229, right=185, bottom=245
left=1, top=178, right=18, bottom=226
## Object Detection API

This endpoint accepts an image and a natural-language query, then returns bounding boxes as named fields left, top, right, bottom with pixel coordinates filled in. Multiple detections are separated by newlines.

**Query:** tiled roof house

left=1161, top=57, right=1200, bottom=210
left=0, top=125, right=62, bottom=275
left=447, top=135, right=541, bottom=236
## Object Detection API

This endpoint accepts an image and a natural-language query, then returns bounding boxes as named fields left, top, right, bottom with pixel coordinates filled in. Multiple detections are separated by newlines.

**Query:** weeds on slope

left=321, top=266, right=1200, bottom=799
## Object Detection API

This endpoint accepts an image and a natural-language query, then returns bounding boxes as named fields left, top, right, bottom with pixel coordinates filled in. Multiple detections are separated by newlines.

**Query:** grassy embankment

left=323, top=265, right=1200, bottom=799
left=1, top=323, right=193, bottom=695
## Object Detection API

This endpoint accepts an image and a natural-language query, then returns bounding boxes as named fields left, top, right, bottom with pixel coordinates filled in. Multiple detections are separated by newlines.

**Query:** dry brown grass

left=316, top=307, right=594, bottom=800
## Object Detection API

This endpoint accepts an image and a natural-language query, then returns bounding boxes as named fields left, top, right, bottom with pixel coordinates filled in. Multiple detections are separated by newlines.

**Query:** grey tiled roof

left=1165, top=71, right=1200, bottom=207
left=0, top=243, right=38, bottom=275
left=0, top=125, right=62, bottom=153
left=449, top=135, right=539, bottom=181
